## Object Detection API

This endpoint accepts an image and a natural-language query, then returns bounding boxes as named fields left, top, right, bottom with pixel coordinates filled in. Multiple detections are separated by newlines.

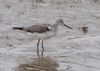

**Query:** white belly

left=31, top=31, right=56, bottom=40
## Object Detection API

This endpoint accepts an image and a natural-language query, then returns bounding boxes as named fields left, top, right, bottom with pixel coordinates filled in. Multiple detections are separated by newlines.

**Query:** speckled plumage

left=24, top=24, right=51, bottom=33
left=13, top=24, right=54, bottom=33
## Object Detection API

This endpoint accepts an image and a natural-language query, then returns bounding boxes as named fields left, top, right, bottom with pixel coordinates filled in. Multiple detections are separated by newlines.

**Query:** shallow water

left=0, top=0, right=100, bottom=71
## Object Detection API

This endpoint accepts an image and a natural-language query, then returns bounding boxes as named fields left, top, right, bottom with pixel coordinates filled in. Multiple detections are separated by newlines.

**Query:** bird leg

left=37, top=39, right=40, bottom=56
left=41, top=40, right=44, bottom=61
left=37, top=39, right=44, bottom=64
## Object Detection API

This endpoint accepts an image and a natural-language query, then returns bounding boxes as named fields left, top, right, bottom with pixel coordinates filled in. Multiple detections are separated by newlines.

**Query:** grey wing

left=23, top=24, right=50, bottom=33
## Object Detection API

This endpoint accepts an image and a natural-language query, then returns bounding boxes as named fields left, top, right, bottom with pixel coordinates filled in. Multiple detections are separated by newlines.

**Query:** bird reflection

left=18, top=49, right=59, bottom=71
left=18, top=56, right=59, bottom=71
left=37, top=46, right=44, bottom=64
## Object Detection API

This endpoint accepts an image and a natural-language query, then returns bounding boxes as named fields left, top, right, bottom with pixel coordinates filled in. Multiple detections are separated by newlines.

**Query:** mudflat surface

left=0, top=0, right=100, bottom=71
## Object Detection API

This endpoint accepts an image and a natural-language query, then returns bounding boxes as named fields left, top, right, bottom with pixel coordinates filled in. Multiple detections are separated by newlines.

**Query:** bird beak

left=64, top=24, right=72, bottom=29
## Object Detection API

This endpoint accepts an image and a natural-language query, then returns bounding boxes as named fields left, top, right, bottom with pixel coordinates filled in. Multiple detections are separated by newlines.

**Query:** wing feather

left=23, top=24, right=50, bottom=33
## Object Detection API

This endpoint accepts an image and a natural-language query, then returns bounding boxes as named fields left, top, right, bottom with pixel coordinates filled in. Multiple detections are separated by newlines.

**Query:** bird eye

left=60, top=20, right=63, bottom=23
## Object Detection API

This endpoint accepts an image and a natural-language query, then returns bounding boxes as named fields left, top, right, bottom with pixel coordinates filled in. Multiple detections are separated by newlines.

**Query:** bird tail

left=12, top=27, right=24, bottom=30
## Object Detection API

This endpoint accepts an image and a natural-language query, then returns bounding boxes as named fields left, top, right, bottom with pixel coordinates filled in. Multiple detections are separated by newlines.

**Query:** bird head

left=56, top=19, right=72, bottom=29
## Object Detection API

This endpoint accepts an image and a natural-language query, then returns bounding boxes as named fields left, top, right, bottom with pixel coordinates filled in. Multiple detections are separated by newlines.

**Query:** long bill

left=64, top=24, right=72, bottom=29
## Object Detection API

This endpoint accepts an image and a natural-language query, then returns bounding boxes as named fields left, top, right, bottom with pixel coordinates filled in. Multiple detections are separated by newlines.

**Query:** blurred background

left=0, top=0, right=100, bottom=71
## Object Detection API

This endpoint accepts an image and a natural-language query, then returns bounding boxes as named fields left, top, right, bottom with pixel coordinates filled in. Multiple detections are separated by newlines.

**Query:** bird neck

left=53, top=22, right=59, bottom=29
